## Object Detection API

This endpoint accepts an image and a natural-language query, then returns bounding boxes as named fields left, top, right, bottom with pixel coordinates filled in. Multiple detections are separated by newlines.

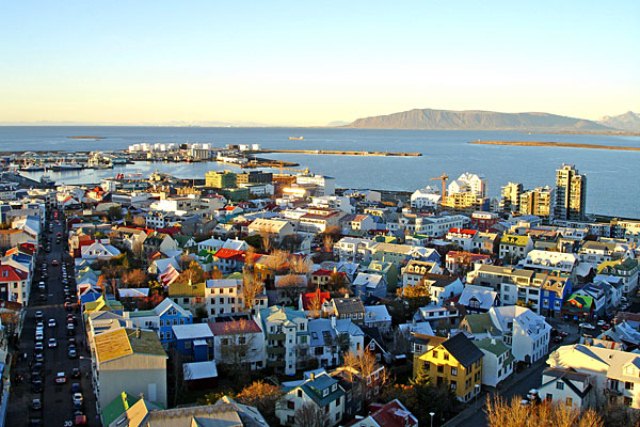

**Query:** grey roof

left=333, top=297, right=365, bottom=315
left=441, top=333, right=484, bottom=368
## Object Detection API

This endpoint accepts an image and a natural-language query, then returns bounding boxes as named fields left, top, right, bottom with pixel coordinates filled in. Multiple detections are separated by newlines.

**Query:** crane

left=431, top=172, right=449, bottom=204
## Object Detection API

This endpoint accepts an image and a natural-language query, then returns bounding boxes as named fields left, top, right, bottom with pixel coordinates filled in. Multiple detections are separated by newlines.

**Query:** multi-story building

left=554, top=164, right=587, bottom=221
left=474, top=337, right=514, bottom=387
left=538, top=367, right=594, bottom=409
left=500, top=182, right=523, bottom=213
left=123, top=298, right=193, bottom=346
left=414, top=333, right=484, bottom=402
left=467, top=264, right=572, bottom=316
left=498, top=234, right=533, bottom=263
left=92, top=328, right=168, bottom=413
left=519, top=186, right=553, bottom=218
left=208, top=318, right=266, bottom=371
left=401, top=260, right=442, bottom=288
left=410, top=186, right=441, bottom=210
left=258, top=306, right=309, bottom=376
left=548, top=344, right=640, bottom=409
left=0, top=263, right=30, bottom=305
left=205, top=170, right=237, bottom=189
left=276, top=372, right=346, bottom=426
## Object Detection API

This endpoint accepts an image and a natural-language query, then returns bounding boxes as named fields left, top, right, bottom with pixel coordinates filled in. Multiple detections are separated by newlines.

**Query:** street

left=449, top=320, right=581, bottom=427
left=7, top=211, right=97, bottom=426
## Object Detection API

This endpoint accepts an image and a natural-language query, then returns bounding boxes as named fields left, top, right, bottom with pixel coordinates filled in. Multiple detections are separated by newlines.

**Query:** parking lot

left=7, top=212, right=97, bottom=426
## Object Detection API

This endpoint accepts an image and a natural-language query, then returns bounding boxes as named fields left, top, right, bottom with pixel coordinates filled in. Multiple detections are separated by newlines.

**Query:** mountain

left=345, top=108, right=613, bottom=131
left=598, top=111, right=640, bottom=132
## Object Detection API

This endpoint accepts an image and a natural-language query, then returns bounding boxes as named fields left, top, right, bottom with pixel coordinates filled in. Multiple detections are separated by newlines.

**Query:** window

left=437, top=365, right=444, bottom=373
left=433, top=350, right=439, bottom=359
left=297, top=390, right=303, bottom=398
left=565, top=397, right=573, bottom=407
left=625, top=382, right=634, bottom=390
left=451, top=367, right=458, bottom=376
left=450, top=381, right=457, bottom=391
left=556, top=382, right=564, bottom=390
left=287, top=400, right=295, bottom=410
left=546, top=394, right=553, bottom=402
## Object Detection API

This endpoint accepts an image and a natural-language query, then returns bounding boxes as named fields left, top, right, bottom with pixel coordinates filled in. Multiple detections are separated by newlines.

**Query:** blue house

left=171, top=323, right=214, bottom=362
left=124, top=298, right=193, bottom=347
left=540, top=276, right=572, bottom=318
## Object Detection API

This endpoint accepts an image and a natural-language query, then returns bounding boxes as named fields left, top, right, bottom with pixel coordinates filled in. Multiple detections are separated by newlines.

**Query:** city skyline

left=1, top=1, right=639, bottom=126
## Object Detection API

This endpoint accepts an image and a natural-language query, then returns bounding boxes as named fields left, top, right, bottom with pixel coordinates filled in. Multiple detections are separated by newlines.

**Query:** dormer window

left=323, top=389, right=329, bottom=397
left=332, top=384, right=337, bottom=392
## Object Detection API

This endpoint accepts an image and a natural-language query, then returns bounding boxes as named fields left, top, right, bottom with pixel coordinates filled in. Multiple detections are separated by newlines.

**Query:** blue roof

left=80, top=292, right=101, bottom=305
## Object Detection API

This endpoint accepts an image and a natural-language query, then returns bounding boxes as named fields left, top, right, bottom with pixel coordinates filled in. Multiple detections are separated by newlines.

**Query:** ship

left=288, top=136, right=304, bottom=141
left=19, top=164, right=45, bottom=172
left=52, top=163, right=84, bottom=172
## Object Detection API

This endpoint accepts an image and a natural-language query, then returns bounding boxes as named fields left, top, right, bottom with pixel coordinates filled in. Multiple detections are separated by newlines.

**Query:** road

left=7, top=210, right=97, bottom=426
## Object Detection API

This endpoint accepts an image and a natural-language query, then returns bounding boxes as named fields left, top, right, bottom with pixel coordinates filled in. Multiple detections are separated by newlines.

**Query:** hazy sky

left=1, top=1, right=638, bottom=126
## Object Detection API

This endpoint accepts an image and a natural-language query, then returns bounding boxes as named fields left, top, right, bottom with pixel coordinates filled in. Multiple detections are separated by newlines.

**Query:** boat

left=40, top=175, right=54, bottom=186
left=52, top=163, right=84, bottom=172
left=19, top=164, right=45, bottom=172
left=288, top=136, right=304, bottom=141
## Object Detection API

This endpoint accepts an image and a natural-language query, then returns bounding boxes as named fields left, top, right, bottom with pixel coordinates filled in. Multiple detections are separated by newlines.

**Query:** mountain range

left=345, top=109, right=640, bottom=132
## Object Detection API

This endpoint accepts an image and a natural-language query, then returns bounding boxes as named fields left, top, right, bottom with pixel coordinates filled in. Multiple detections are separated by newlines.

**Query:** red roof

left=214, top=248, right=246, bottom=261
left=156, top=227, right=181, bottom=236
left=301, top=290, right=331, bottom=310
left=0, top=265, right=28, bottom=282
left=208, top=319, right=262, bottom=335
left=448, top=228, right=478, bottom=236
left=367, top=400, right=418, bottom=427
left=446, top=251, right=491, bottom=262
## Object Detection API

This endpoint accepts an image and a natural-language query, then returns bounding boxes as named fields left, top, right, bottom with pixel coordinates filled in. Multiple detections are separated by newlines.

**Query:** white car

left=48, top=338, right=57, bottom=348
left=597, top=320, right=607, bottom=326
left=579, top=323, right=596, bottom=330
left=72, top=392, right=83, bottom=405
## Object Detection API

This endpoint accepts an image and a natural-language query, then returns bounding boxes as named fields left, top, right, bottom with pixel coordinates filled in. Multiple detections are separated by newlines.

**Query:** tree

left=342, top=349, right=378, bottom=381
left=174, top=261, right=209, bottom=285
left=397, top=281, right=431, bottom=315
left=236, top=381, right=283, bottom=425
left=485, top=396, right=603, bottom=427
left=242, top=271, right=265, bottom=313
left=294, top=402, right=327, bottom=427
left=289, top=255, right=312, bottom=274
left=262, top=249, right=290, bottom=272
left=219, top=318, right=256, bottom=378
left=107, top=205, right=123, bottom=221
left=121, top=268, right=148, bottom=288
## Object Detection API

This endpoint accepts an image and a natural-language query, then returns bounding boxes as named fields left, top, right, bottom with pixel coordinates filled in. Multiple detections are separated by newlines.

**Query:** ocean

left=1, top=126, right=638, bottom=218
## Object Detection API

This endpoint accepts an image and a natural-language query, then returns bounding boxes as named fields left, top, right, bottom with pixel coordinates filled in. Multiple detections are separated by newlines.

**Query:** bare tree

left=262, top=249, right=290, bottom=271
left=242, top=271, right=265, bottom=313
left=219, top=318, right=256, bottom=371
left=294, top=402, right=327, bottom=427
left=289, top=255, right=312, bottom=274
left=485, top=396, right=604, bottom=427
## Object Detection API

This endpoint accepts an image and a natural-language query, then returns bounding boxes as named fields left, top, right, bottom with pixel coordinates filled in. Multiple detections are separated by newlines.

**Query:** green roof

left=168, top=280, right=206, bottom=298
left=101, top=392, right=140, bottom=426
left=474, top=337, right=510, bottom=356
left=128, top=328, right=167, bottom=357
left=463, top=313, right=499, bottom=335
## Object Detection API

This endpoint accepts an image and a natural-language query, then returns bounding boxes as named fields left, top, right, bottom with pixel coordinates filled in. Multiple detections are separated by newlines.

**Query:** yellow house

left=415, top=333, right=484, bottom=402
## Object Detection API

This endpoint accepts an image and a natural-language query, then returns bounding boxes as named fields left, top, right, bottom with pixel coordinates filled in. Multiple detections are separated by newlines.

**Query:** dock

left=254, top=149, right=422, bottom=157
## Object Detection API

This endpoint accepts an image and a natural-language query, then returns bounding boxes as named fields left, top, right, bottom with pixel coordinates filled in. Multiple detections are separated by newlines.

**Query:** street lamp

left=429, top=412, right=435, bottom=427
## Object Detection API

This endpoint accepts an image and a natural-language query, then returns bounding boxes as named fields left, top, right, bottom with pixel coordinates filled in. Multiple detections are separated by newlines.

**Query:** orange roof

left=448, top=228, right=478, bottom=236
left=214, top=248, right=246, bottom=261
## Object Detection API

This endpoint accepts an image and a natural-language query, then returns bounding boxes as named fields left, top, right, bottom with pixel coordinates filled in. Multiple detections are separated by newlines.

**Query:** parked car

left=71, top=382, right=81, bottom=393
left=68, top=348, right=77, bottom=359
left=35, top=311, right=44, bottom=320
left=31, top=398, right=42, bottom=410
left=34, top=353, right=44, bottom=363
left=51, top=260, right=59, bottom=266
left=34, top=342, right=44, bottom=352
left=55, top=372, right=67, bottom=384
left=597, top=320, right=607, bottom=326
left=579, top=323, right=596, bottom=330
left=48, top=338, right=57, bottom=348
left=72, top=393, right=83, bottom=406
left=48, top=319, right=56, bottom=327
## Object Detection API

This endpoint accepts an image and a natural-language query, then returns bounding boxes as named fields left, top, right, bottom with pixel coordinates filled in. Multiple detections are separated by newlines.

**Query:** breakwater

left=470, top=140, right=640, bottom=152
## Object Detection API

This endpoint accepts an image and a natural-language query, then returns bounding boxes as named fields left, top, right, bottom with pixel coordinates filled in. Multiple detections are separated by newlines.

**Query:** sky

left=0, top=1, right=638, bottom=126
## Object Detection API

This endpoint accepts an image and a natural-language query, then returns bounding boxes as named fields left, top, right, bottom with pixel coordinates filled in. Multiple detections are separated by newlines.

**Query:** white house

left=538, top=367, right=594, bottom=409
left=489, top=306, right=551, bottom=364
left=410, top=186, right=441, bottom=209
left=547, top=344, right=640, bottom=409
left=276, top=372, right=345, bottom=427
left=80, top=241, right=121, bottom=261
left=474, top=337, right=514, bottom=387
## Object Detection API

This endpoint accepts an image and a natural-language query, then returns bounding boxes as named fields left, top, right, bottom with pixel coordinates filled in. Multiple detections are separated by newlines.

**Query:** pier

left=254, top=149, right=422, bottom=157
left=469, top=140, right=640, bottom=152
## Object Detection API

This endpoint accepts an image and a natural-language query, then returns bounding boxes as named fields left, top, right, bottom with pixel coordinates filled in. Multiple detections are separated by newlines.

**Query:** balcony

left=267, top=347, right=286, bottom=355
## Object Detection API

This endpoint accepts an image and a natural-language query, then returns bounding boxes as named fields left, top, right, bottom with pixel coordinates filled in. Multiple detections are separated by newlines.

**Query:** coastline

left=469, top=140, right=640, bottom=152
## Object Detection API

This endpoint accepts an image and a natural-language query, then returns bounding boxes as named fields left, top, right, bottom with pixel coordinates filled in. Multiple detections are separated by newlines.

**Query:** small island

left=470, top=140, right=640, bottom=152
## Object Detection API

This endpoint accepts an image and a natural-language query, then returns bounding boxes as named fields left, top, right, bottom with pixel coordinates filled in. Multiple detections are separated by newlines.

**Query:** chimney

left=310, top=373, right=316, bottom=380
left=491, top=338, right=496, bottom=345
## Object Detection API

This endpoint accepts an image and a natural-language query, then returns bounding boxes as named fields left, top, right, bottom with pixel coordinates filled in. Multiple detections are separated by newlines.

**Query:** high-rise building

left=500, top=182, right=523, bottom=213
left=554, top=164, right=587, bottom=221
left=519, top=186, right=553, bottom=218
